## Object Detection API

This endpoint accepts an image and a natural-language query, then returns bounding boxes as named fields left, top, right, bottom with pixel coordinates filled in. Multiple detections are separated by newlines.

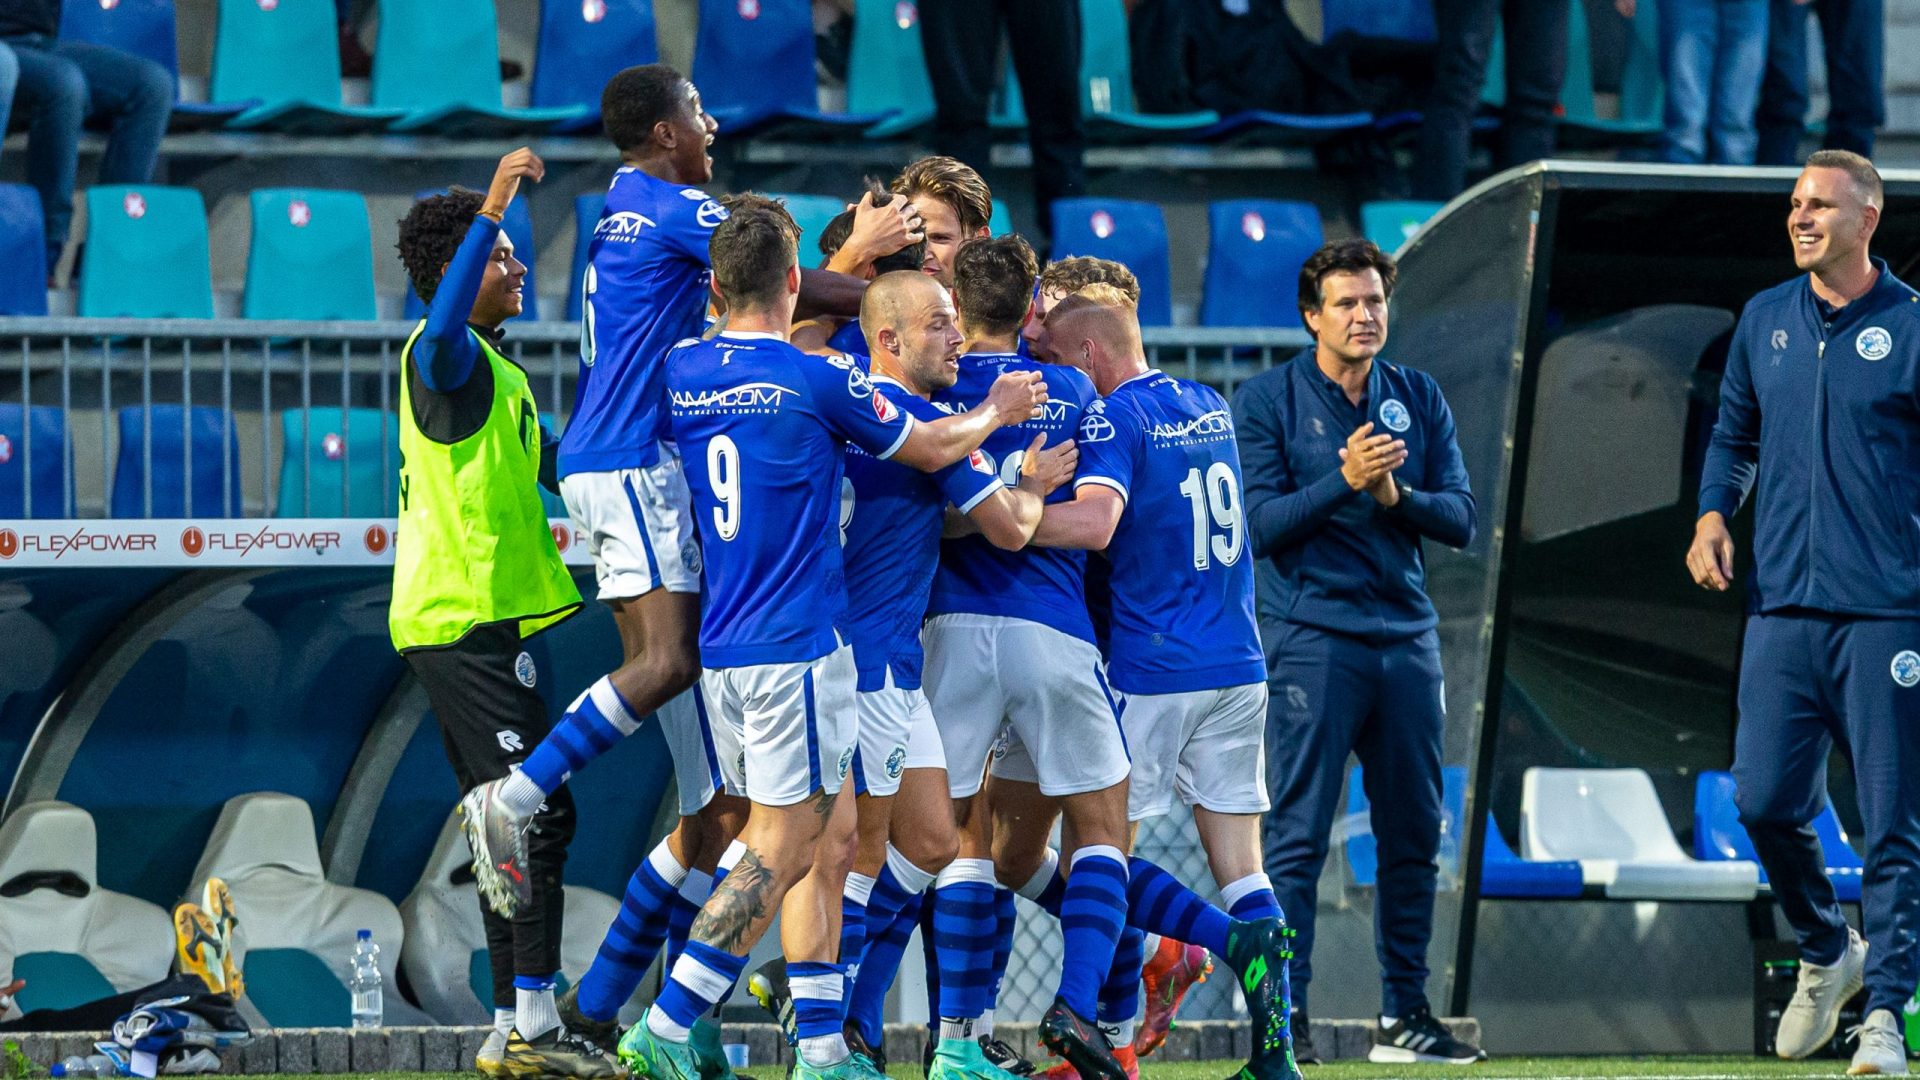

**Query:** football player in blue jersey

left=1029, top=286, right=1301, bottom=1080
left=1020, top=257, right=1141, bottom=367
left=618, top=197, right=1048, bottom=1080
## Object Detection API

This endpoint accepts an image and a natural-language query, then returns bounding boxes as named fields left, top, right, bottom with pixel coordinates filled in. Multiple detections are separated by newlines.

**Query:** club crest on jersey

left=885, top=746, right=907, bottom=779
left=595, top=210, right=658, bottom=243
left=514, top=652, right=537, bottom=688
left=1379, top=398, right=1412, bottom=432
left=1894, top=650, right=1920, bottom=688
left=1858, top=326, right=1892, bottom=361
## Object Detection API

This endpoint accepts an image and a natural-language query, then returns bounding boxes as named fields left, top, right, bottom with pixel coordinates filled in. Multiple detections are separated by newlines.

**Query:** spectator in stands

left=919, top=0, right=1086, bottom=244
left=0, top=0, right=171, bottom=282
left=0, top=43, right=16, bottom=154
left=1412, top=0, right=1569, bottom=201
left=1755, top=0, right=1884, bottom=164
left=1620, top=0, right=1767, bottom=164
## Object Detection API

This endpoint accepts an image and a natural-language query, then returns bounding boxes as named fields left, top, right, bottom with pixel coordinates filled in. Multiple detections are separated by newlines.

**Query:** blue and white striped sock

left=1221, top=871, right=1282, bottom=922
left=662, top=869, right=712, bottom=978
left=987, top=887, right=1016, bottom=1016
left=1016, top=846, right=1066, bottom=917
left=932, top=858, right=998, bottom=1038
left=1057, top=846, right=1129, bottom=1020
left=1127, top=856, right=1231, bottom=955
left=790, top=961, right=849, bottom=1066
left=511, top=678, right=643, bottom=811
left=577, top=840, right=687, bottom=1022
left=1099, top=926, right=1147, bottom=1042
left=849, top=885, right=923, bottom=1046
left=648, top=942, right=746, bottom=1042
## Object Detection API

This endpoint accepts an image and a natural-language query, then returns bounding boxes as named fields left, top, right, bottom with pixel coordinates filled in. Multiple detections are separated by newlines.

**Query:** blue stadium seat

left=1200, top=200, right=1323, bottom=328
left=1049, top=199, right=1172, bottom=326
left=848, top=0, right=936, bottom=138
left=275, top=408, right=402, bottom=517
left=216, top=0, right=406, bottom=135
left=1693, top=770, right=1863, bottom=904
left=771, top=193, right=848, bottom=254
left=532, top=0, right=659, bottom=132
left=1078, top=0, right=1218, bottom=143
left=0, top=184, right=47, bottom=316
left=110, top=406, right=243, bottom=518
left=404, top=193, right=540, bottom=322
left=1480, top=813, right=1584, bottom=899
left=59, top=0, right=248, bottom=130
left=690, top=0, right=889, bottom=137
left=568, top=192, right=608, bottom=323
left=245, top=190, right=378, bottom=321
left=373, top=0, right=588, bottom=135
left=0, top=404, right=72, bottom=518
left=1345, top=764, right=1467, bottom=888
left=1360, top=200, right=1446, bottom=254
left=1321, top=0, right=1435, bottom=42
left=79, top=186, right=215, bottom=319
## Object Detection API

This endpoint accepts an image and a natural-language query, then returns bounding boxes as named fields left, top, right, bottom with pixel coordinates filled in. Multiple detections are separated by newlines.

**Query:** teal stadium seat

left=79, top=186, right=214, bottom=319
left=111, top=405, right=243, bottom=518
left=1558, top=0, right=1663, bottom=146
left=848, top=0, right=936, bottom=138
left=1050, top=198, right=1173, bottom=326
left=1200, top=199, right=1323, bottom=327
left=531, top=0, right=659, bottom=133
left=1078, top=0, right=1217, bottom=142
left=0, top=405, right=71, bottom=518
left=0, top=184, right=47, bottom=315
left=245, top=190, right=378, bottom=321
left=771, top=194, right=849, bottom=253
left=275, top=407, right=401, bottom=517
left=59, top=0, right=246, bottom=131
left=1360, top=200, right=1446, bottom=254
left=216, top=0, right=406, bottom=135
left=373, top=0, right=587, bottom=136
left=989, top=199, right=1012, bottom=237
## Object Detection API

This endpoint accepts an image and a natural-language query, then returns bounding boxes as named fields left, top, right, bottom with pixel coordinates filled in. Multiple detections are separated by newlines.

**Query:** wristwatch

left=1391, top=477, right=1415, bottom=507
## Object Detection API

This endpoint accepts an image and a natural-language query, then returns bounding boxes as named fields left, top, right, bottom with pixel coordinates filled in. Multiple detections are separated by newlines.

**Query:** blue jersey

left=929, top=352, right=1096, bottom=642
left=668, top=333, right=915, bottom=668
left=1075, top=372, right=1264, bottom=695
left=842, top=378, right=1004, bottom=692
left=560, top=167, right=730, bottom=477
left=828, top=318, right=869, bottom=358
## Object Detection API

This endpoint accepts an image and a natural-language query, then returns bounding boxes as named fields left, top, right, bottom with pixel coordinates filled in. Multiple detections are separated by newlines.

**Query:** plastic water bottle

left=349, top=928, right=383, bottom=1029
left=49, top=1054, right=116, bottom=1078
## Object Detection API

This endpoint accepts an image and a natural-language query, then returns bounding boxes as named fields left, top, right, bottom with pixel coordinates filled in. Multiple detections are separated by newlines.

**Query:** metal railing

left=0, top=318, right=1308, bottom=519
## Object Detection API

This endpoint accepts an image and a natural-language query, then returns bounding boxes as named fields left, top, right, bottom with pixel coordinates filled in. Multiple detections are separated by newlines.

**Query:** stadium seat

left=690, top=0, right=889, bottom=137
left=245, top=190, right=379, bottom=321
left=404, top=193, right=540, bottom=322
left=989, top=199, right=1013, bottom=237
left=1360, top=200, right=1446, bottom=254
left=275, top=407, right=402, bottom=517
left=1557, top=0, right=1663, bottom=146
left=1321, top=0, right=1435, bottom=42
left=1693, top=771, right=1863, bottom=904
left=0, top=802, right=172, bottom=1019
left=0, top=184, right=48, bottom=315
left=59, top=0, right=247, bottom=130
left=189, top=792, right=410, bottom=1028
left=1521, top=767, right=1760, bottom=901
left=531, top=0, right=660, bottom=131
left=1051, top=199, right=1172, bottom=325
left=372, top=0, right=588, bottom=135
left=110, top=405, right=243, bottom=518
left=1343, top=764, right=1467, bottom=888
left=1480, top=813, right=1584, bottom=899
left=847, top=0, right=936, bottom=138
left=0, top=405, right=71, bottom=518
left=78, top=186, right=215, bottom=319
left=1078, top=0, right=1218, bottom=143
left=1200, top=200, right=1323, bottom=328
left=215, top=0, right=407, bottom=135
left=771, top=193, right=849, bottom=252
left=568, top=192, right=608, bottom=323
left=400, top=815, right=633, bottom=1025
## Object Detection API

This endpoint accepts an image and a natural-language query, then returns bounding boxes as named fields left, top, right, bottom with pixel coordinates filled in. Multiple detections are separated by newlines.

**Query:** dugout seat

left=0, top=404, right=71, bottom=518
left=847, top=0, right=936, bottom=138
left=0, top=802, right=172, bottom=1020
left=1361, top=200, right=1446, bottom=255
left=690, top=0, right=889, bottom=138
left=568, top=192, right=607, bottom=323
left=1693, top=771, right=1864, bottom=904
left=1343, top=764, right=1468, bottom=888
left=531, top=0, right=660, bottom=132
left=1049, top=199, right=1173, bottom=326
left=111, top=405, right=243, bottom=518
left=0, top=185, right=47, bottom=315
left=274, top=407, right=401, bottom=518
left=1200, top=200, right=1323, bottom=328
left=1521, top=767, right=1759, bottom=901
left=59, top=0, right=247, bottom=131
left=373, top=0, right=588, bottom=136
left=216, top=0, right=406, bottom=135
left=245, top=190, right=378, bottom=321
left=400, top=815, right=634, bottom=1026
left=1480, top=813, right=1585, bottom=899
left=190, top=792, right=412, bottom=1028
left=79, top=186, right=215, bottom=319
left=404, top=193, right=540, bottom=322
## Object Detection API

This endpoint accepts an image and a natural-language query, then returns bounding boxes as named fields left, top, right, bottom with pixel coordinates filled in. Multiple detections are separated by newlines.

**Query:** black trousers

left=1412, top=0, right=1569, bottom=201
left=919, top=0, right=1086, bottom=243
left=407, top=621, right=576, bottom=1008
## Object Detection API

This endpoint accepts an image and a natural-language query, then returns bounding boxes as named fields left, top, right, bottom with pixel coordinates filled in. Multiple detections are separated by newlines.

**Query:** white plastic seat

left=0, top=801, right=172, bottom=1020
left=399, top=814, right=633, bottom=1025
left=1521, top=767, right=1759, bottom=901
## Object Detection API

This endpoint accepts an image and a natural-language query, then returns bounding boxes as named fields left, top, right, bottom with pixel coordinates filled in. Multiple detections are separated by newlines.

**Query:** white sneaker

left=1777, top=928, right=1869, bottom=1059
left=1848, top=1009, right=1908, bottom=1075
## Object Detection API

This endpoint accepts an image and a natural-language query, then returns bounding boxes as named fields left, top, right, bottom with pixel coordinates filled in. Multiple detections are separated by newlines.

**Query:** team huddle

left=389, top=63, right=1296, bottom=1080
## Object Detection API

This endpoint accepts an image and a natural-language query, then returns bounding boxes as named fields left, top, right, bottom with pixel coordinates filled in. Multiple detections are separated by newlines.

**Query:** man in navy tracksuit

left=1231, top=240, right=1481, bottom=1066
left=1689, top=150, right=1920, bottom=1076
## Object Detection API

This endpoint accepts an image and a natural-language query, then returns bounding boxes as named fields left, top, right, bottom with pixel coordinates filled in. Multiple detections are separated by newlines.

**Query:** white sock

left=844, top=871, right=876, bottom=906
left=1142, top=933, right=1162, bottom=957
left=1017, top=847, right=1061, bottom=902
left=498, top=770, right=547, bottom=819
left=516, top=985, right=560, bottom=1040
left=1380, top=1015, right=1399, bottom=1027
left=798, top=1033, right=850, bottom=1067
left=939, top=1017, right=976, bottom=1041
left=978, top=1008, right=995, bottom=1038
left=494, top=1008, right=516, bottom=1037
left=1219, top=871, right=1274, bottom=913
left=649, top=1005, right=693, bottom=1043
left=885, top=844, right=937, bottom=894
left=1100, top=1019, right=1136, bottom=1048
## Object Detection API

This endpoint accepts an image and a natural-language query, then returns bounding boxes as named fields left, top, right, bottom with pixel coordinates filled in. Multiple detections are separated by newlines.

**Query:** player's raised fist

left=482, top=148, right=545, bottom=220
left=985, top=370, right=1048, bottom=424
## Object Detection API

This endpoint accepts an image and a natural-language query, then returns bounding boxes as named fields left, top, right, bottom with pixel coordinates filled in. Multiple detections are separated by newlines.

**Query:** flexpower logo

left=183, top=526, right=344, bottom=557
left=3, top=526, right=159, bottom=560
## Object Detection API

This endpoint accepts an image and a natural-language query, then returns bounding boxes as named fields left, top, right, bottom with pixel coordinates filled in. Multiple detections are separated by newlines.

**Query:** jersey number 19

left=1178, top=463, right=1244, bottom=570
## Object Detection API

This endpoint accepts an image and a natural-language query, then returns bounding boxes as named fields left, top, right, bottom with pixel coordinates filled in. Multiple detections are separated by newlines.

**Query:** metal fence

left=0, top=318, right=1309, bottom=519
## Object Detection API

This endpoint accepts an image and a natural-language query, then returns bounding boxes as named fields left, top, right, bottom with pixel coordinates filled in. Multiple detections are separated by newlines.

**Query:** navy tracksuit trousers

left=1261, top=621, right=1445, bottom=1017
left=1734, top=611, right=1920, bottom=1016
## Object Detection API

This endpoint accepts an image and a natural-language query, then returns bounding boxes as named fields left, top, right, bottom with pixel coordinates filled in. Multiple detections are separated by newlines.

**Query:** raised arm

left=415, top=149, right=544, bottom=393
left=890, top=372, right=1048, bottom=473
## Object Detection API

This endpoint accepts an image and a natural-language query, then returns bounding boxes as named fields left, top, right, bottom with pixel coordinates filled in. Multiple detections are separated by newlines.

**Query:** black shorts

left=407, top=620, right=554, bottom=791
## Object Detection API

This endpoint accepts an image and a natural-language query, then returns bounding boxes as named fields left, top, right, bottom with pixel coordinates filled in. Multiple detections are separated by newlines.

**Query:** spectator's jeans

left=1755, top=0, right=1885, bottom=164
left=1414, top=0, right=1568, bottom=201
left=1659, top=0, right=1768, bottom=164
left=2, top=34, right=171, bottom=272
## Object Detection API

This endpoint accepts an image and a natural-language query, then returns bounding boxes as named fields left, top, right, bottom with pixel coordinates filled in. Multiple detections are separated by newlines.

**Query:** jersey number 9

left=709, top=434, right=741, bottom=541
left=1178, top=463, right=1244, bottom=570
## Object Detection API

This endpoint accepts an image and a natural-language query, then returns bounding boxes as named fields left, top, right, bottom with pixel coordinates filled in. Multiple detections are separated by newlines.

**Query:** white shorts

left=854, top=671, right=947, bottom=798
left=1120, top=682, right=1270, bottom=821
left=657, top=688, right=723, bottom=816
left=560, top=449, right=702, bottom=601
left=700, top=644, right=858, bottom=807
left=922, top=614, right=1130, bottom=800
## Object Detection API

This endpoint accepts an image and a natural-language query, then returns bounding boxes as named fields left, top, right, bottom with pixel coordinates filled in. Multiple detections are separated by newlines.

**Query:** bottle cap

left=357, top=929, right=372, bottom=940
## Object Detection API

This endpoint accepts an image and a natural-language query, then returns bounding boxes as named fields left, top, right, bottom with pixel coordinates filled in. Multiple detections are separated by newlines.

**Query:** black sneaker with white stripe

left=1367, top=1007, right=1487, bottom=1064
